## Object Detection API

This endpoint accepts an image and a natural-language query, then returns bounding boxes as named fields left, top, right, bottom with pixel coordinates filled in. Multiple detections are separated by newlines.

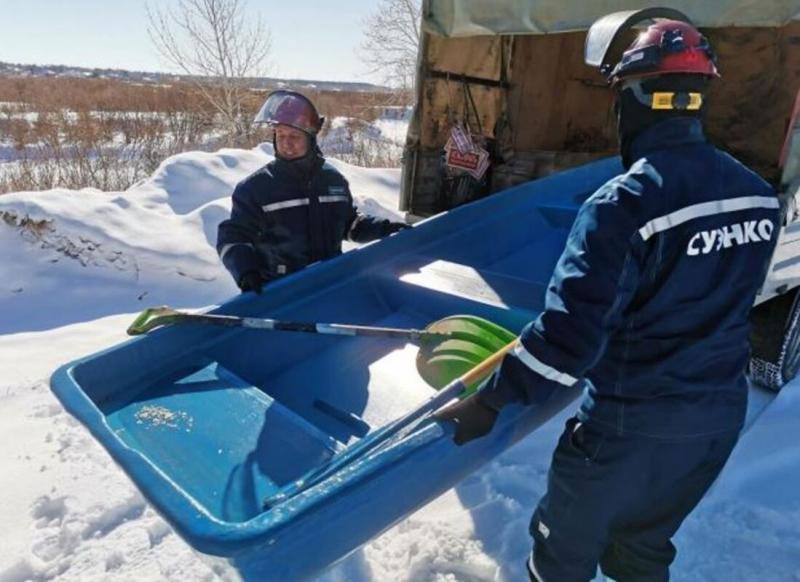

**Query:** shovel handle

left=262, top=337, right=519, bottom=508
left=459, top=338, right=519, bottom=388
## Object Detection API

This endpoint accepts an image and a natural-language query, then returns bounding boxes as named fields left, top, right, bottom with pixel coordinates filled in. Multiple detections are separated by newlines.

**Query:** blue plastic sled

left=50, top=158, right=623, bottom=580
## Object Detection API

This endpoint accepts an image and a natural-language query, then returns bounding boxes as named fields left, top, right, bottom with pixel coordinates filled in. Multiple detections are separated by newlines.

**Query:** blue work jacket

left=217, top=154, right=399, bottom=285
left=482, top=118, right=780, bottom=439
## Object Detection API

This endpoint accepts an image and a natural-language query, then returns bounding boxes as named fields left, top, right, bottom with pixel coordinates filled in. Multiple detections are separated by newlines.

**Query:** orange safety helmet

left=253, top=90, right=324, bottom=136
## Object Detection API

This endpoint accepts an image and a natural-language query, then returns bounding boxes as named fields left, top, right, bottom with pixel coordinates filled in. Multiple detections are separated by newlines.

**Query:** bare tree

left=147, top=0, right=271, bottom=146
left=359, top=0, right=421, bottom=90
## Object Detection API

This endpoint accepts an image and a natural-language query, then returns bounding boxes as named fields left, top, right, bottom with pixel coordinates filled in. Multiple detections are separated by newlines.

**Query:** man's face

left=274, top=125, right=310, bottom=160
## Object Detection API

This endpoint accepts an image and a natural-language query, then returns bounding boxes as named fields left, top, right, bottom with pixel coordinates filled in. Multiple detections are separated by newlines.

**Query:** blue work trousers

left=527, top=417, right=738, bottom=582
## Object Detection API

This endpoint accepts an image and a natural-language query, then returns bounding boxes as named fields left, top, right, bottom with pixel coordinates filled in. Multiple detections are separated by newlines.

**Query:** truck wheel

left=749, top=289, right=800, bottom=391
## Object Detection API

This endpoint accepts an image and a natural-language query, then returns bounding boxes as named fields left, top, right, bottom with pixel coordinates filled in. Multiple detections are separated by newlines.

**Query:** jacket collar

left=628, top=117, right=707, bottom=162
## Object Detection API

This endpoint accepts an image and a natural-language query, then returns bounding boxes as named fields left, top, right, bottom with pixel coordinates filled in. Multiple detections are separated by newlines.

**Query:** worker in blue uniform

left=217, top=90, right=407, bottom=293
left=436, top=8, right=781, bottom=582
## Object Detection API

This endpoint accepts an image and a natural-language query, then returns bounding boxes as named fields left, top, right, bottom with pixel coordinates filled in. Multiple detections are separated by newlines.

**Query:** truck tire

left=749, top=289, right=800, bottom=391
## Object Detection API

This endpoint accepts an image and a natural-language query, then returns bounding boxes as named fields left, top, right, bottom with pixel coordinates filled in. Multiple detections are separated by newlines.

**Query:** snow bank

left=0, top=143, right=798, bottom=582
left=0, top=143, right=401, bottom=334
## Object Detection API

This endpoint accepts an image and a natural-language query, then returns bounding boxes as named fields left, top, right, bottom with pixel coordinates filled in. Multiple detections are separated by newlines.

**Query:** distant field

left=0, top=76, right=411, bottom=193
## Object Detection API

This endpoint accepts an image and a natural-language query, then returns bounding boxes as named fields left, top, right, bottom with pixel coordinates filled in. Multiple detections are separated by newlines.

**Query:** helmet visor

left=253, top=90, right=322, bottom=135
left=585, top=8, right=692, bottom=74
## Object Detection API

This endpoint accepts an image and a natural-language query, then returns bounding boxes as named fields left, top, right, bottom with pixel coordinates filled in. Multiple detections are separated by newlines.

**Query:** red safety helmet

left=585, top=8, right=719, bottom=85
left=611, top=20, right=718, bottom=83
left=253, top=90, right=324, bottom=135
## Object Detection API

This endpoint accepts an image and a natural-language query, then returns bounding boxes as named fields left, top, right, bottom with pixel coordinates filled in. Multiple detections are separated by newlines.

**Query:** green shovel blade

left=416, top=315, right=516, bottom=395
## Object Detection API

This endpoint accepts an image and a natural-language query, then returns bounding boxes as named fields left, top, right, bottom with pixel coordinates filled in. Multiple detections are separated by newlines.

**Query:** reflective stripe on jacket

left=217, top=155, right=398, bottom=285
left=482, top=118, right=780, bottom=438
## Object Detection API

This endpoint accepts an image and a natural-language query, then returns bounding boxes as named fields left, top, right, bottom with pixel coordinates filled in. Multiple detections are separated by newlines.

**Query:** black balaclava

left=615, top=74, right=708, bottom=167
left=273, top=131, right=324, bottom=177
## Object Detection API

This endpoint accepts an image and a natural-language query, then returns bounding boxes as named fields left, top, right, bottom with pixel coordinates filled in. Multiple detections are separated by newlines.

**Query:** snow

left=317, top=113, right=408, bottom=167
left=1, top=143, right=799, bottom=581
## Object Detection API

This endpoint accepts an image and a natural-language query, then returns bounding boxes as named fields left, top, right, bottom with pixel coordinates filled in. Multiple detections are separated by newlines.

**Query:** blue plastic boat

left=50, top=158, right=621, bottom=580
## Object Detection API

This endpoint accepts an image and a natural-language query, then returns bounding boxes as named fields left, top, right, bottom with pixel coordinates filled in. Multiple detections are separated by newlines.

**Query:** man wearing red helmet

left=437, top=8, right=780, bottom=581
left=217, top=90, right=408, bottom=293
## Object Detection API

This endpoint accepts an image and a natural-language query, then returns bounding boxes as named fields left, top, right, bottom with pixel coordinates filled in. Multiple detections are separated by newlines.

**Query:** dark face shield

left=253, top=90, right=324, bottom=136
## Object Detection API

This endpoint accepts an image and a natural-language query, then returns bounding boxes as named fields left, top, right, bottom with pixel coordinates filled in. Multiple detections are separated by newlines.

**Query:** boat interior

left=65, top=159, right=614, bottom=523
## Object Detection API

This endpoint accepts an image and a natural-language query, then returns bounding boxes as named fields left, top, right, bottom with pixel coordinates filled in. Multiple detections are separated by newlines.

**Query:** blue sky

left=0, top=0, right=378, bottom=82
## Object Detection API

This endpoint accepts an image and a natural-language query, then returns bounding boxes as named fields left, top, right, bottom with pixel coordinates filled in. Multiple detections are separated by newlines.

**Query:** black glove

left=385, top=221, right=410, bottom=235
left=434, top=393, right=499, bottom=446
left=238, top=270, right=265, bottom=294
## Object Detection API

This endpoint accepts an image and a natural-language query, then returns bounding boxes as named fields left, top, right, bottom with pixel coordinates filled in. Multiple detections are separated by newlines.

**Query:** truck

left=400, top=0, right=800, bottom=390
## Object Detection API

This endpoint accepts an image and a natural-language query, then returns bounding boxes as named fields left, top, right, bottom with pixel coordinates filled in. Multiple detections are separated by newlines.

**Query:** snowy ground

left=1, top=144, right=799, bottom=581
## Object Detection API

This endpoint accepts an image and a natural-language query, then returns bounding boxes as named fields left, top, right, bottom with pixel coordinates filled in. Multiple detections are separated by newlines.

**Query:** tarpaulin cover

left=423, top=0, right=800, bottom=37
